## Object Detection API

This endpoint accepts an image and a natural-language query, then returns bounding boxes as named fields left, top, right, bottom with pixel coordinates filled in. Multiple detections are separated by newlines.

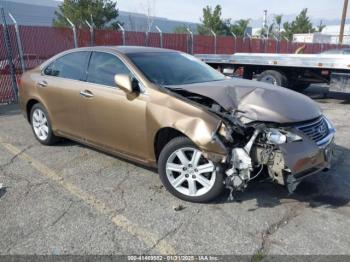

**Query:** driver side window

left=87, top=52, right=132, bottom=87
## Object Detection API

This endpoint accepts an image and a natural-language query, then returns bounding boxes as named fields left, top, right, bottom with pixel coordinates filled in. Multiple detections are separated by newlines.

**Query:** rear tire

left=158, top=136, right=224, bottom=203
left=257, top=70, right=288, bottom=87
left=30, top=103, right=58, bottom=145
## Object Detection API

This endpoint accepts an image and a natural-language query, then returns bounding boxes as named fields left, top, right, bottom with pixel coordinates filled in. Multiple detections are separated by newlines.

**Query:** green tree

left=274, top=14, right=283, bottom=35
left=317, top=20, right=326, bottom=32
left=53, top=0, right=121, bottom=29
left=173, top=25, right=189, bottom=34
left=259, top=15, right=282, bottom=38
left=281, top=8, right=315, bottom=40
left=230, top=19, right=250, bottom=37
left=197, top=5, right=229, bottom=35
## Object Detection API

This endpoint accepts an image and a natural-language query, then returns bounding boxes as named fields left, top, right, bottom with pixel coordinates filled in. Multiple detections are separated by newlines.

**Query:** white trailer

left=195, top=53, right=350, bottom=93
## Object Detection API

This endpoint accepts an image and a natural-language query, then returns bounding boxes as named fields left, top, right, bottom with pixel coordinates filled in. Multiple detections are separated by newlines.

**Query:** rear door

left=38, top=51, right=90, bottom=139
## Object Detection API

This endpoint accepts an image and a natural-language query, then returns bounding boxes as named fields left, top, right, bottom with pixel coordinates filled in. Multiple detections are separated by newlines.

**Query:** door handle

left=37, top=80, right=47, bottom=87
left=80, top=90, right=94, bottom=98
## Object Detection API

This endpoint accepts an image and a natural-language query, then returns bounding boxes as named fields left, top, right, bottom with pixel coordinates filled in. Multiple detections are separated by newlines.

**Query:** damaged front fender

left=145, top=89, right=228, bottom=164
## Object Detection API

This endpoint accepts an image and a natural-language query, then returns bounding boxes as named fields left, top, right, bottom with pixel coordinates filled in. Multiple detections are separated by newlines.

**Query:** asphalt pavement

left=0, top=86, right=349, bottom=257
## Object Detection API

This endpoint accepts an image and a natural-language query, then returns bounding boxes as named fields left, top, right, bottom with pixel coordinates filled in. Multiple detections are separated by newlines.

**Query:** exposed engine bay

left=169, top=86, right=335, bottom=200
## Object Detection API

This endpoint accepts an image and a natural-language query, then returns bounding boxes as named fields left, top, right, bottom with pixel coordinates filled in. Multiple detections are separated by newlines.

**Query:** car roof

left=40, top=46, right=181, bottom=69
left=70, top=46, right=178, bottom=54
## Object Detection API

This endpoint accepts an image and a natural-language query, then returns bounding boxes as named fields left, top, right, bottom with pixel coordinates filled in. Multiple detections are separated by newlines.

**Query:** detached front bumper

left=276, top=117, right=336, bottom=192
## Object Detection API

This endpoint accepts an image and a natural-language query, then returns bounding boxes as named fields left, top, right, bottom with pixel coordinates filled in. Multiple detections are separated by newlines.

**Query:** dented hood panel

left=170, top=78, right=322, bottom=123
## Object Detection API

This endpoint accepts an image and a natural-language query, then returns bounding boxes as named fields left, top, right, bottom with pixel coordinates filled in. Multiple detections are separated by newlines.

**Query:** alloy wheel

left=165, top=147, right=216, bottom=197
left=32, top=108, right=49, bottom=141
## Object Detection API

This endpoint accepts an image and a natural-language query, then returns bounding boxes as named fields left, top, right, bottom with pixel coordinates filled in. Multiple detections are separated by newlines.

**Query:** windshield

left=127, top=52, right=225, bottom=86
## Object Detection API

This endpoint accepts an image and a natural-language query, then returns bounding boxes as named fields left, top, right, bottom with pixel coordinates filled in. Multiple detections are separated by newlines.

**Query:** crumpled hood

left=170, top=78, right=322, bottom=123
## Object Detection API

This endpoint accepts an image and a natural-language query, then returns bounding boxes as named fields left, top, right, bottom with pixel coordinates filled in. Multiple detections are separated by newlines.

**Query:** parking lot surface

left=0, top=86, right=350, bottom=256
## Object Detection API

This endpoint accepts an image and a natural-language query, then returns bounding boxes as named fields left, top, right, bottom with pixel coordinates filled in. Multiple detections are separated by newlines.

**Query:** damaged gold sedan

left=19, top=46, right=335, bottom=202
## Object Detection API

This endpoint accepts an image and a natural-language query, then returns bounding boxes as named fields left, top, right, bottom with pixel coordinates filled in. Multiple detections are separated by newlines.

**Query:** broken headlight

left=266, top=129, right=302, bottom=145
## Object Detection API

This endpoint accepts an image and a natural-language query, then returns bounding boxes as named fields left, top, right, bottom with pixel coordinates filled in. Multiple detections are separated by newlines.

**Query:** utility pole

left=339, top=0, right=349, bottom=45
left=262, top=10, right=268, bottom=37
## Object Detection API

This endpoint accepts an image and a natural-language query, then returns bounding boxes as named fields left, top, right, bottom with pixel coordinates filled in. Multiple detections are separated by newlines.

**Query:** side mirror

left=114, top=74, right=133, bottom=93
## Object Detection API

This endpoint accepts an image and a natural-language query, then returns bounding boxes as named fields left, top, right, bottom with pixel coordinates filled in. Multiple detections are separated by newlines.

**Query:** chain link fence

left=1, top=8, right=347, bottom=104
left=0, top=23, right=18, bottom=103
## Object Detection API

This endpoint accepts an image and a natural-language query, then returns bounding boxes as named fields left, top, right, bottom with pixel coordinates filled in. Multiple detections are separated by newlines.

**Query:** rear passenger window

left=43, top=51, right=90, bottom=81
left=87, top=52, right=131, bottom=87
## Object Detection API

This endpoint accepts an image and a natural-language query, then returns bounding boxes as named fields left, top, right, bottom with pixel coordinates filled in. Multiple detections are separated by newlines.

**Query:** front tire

left=30, top=103, right=58, bottom=145
left=158, top=136, right=224, bottom=203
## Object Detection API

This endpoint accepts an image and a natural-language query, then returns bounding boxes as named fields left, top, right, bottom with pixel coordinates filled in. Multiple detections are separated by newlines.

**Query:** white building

left=322, top=24, right=350, bottom=44
left=293, top=33, right=332, bottom=44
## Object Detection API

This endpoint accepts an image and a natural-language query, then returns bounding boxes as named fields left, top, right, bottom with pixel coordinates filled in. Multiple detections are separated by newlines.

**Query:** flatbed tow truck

left=195, top=53, right=350, bottom=93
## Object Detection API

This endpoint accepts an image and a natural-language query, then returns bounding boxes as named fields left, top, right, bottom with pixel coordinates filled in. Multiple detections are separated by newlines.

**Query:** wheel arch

left=25, top=98, right=55, bottom=131
left=154, top=127, right=189, bottom=162
left=26, top=98, right=41, bottom=122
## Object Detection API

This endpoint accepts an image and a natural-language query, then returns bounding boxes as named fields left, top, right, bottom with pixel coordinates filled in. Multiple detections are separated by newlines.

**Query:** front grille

left=296, top=117, right=329, bottom=144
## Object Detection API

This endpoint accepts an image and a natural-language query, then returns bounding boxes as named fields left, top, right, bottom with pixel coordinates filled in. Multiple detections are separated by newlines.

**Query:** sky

left=117, top=0, right=346, bottom=23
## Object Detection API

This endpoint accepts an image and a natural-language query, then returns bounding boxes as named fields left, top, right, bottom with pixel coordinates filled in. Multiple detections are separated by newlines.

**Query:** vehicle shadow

left=214, top=144, right=350, bottom=210
left=67, top=134, right=350, bottom=210
left=0, top=103, right=21, bottom=118
left=302, top=84, right=350, bottom=103
left=1, top=104, right=349, bottom=209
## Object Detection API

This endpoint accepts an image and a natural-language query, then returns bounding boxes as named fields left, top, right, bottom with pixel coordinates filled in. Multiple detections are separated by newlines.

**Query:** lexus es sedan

left=19, top=46, right=335, bottom=202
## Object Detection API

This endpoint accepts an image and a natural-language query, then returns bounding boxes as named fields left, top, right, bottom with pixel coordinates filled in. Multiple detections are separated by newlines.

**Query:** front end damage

left=168, top=85, right=336, bottom=198
left=215, top=114, right=335, bottom=199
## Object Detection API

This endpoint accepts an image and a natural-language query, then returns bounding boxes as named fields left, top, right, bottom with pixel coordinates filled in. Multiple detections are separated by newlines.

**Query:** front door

left=80, top=51, right=149, bottom=160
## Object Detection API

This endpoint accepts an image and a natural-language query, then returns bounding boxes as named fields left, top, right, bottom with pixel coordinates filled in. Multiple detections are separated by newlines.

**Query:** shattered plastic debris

left=173, top=204, right=185, bottom=211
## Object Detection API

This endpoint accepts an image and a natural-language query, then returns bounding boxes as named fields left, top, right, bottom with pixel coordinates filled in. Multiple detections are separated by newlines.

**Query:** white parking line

left=0, top=139, right=176, bottom=255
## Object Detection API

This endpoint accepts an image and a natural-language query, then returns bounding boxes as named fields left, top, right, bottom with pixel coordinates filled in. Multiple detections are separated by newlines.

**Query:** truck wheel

left=158, top=136, right=224, bottom=203
left=257, top=70, right=288, bottom=87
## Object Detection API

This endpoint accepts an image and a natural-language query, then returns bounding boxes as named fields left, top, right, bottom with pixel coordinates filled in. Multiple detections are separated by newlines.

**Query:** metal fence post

left=117, top=23, right=125, bottom=45
left=85, top=20, right=94, bottom=46
left=1, top=7, right=18, bottom=103
left=186, top=27, right=193, bottom=54
left=8, top=13, right=25, bottom=72
left=211, top=30, right=217, bottom=54
left=66, top=17, right=77, bottom=48
left=155, top=26, right=163, bottom=48
left=145, top=31, right=149, bottom=46
left=231, top=32, right=237, bottom=53
left=263, top=36, right=268, bottom=53
left=273, top=35, right=279, bottom=53
left=258, top=36, right=263, bottom=52
left=247, top=33, right=252, bottom=52
left=283, top=36, right=289, bottom=53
